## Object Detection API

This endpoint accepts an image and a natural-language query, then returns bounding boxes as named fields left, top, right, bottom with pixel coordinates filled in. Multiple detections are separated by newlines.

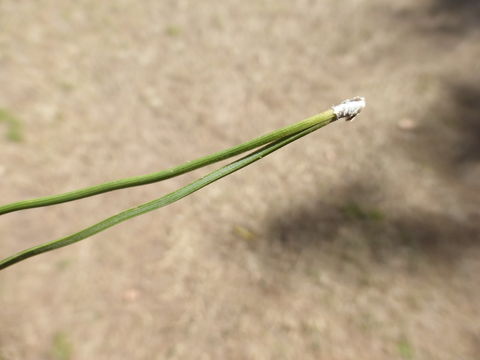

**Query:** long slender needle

left=0, top=120, right=331, bottom=270
left=0, top=96, right=366, bottom=270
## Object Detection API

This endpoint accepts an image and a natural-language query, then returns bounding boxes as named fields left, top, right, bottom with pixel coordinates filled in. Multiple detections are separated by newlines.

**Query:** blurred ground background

left=1, top=0, right=479, bottom=359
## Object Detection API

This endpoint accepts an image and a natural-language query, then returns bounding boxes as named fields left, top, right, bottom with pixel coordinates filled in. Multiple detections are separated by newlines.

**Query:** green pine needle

left=0, top=101, right=363, bottom=271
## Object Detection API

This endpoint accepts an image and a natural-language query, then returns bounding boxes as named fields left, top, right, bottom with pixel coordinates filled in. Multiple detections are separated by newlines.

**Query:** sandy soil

left=1, top=1, right=479, bottom=359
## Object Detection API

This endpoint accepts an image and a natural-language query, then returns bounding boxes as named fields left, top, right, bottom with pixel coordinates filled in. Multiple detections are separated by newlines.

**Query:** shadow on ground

left=431, top=0, right=480, bottom=20
left=391, top=0, right=480, bottom=36
left=428, top=0, right=480, bottom=34
left=394, top=79, right=480, bottom=182
left=260, top=180, right=478, bottom=274
left=442, top=82, right=480, bottom=165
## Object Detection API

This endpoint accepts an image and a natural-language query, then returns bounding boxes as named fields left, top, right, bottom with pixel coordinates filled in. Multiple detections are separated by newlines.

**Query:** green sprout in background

left=165, top=25, right=182, bottom=37
left=51, top=332, right=74, bottom=360
left=341, top=201, right=384, bottom=222
left=0, top=97, right=365, bottom=271
left=0, top=108, right=23, bottom=142
left=397, top=337, right=415, bottom=360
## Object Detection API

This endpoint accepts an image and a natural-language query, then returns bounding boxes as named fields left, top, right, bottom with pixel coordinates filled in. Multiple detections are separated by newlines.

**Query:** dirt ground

left=1, top=0, right=479, bottom=359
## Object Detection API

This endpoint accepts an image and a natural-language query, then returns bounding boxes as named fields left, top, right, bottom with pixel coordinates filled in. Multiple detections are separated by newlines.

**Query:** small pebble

left=123, top=288, right=140, bottom=302
left=397, top=118, right=418, bottom=130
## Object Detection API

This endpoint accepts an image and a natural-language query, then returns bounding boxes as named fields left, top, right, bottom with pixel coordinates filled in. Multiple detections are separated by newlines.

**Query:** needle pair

left=0, top=97, right=365, bottom=271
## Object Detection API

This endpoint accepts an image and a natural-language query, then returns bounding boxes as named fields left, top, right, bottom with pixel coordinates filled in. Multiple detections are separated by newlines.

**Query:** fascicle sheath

left=332, top=96, right=366, bottom=121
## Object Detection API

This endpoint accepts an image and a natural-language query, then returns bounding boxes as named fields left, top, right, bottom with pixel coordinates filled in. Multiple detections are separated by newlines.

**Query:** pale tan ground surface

left=1, top=1, right=479, bottom=359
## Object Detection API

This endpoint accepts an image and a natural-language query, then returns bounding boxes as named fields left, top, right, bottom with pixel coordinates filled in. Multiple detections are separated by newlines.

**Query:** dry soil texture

left=1, top=1, right=479, bottom=359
